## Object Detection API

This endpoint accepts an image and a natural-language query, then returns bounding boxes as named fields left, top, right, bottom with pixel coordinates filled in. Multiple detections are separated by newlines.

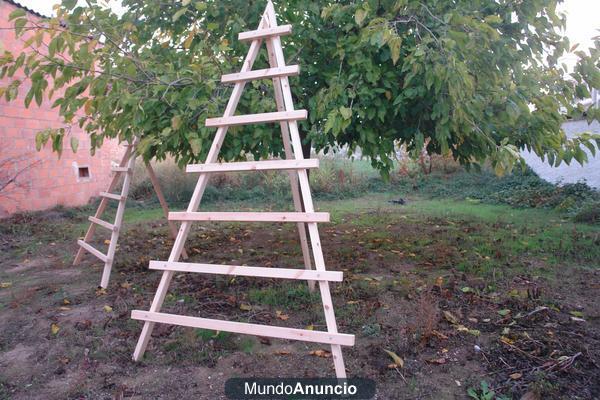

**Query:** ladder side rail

left=265, top=2, right=347, bottom=378
left=264, top=33, right=314, bottom=292
left=99, top=147, right=137, bottom=288
left=132, top=8, right=271, bottom=362
left=73, top=144, right=134, bottom=265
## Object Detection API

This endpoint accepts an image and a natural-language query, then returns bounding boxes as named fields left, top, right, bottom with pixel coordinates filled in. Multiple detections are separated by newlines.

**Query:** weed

left=247, top=283, right=319, bottom=310
left=409, top=292, right=439, bottom=346
left=467, top=380, right=508, bottom=400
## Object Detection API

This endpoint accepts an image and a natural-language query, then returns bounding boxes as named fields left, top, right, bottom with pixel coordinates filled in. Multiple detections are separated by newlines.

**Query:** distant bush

left=129, top=157, right=391, bottom=206
left=574, top=201, right=600, bottom=224
left=127, top=156, right=599, bottom=224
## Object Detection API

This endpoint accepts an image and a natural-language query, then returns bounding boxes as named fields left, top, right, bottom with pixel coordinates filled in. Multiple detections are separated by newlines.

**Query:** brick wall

left=0, top=0, right=124, bottom=217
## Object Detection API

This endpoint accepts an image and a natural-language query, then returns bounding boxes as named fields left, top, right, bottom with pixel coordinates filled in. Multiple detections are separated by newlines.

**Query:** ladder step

left=77, top=240, right=109, bottom=262
left=131, top=310, right=355, bottom=346
left=111, top=166, right=131, bottom=173
left=169, top=211, right=329, bottom=223
left=149, top=261, right=343, bottom=282
left=221, top=65, right=300, bottom=83
left=99, top=192, right=124, bottom=201
left=205, top=110, right=307, bottom=127
left=186, top=159, right=319, bottom=173
left=88, top=216, right=117, bottom=232
left=238, top=24, right=292, bottom=42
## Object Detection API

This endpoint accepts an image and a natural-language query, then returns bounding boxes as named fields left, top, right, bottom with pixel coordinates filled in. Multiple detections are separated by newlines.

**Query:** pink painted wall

left=0, top=0, right=124, bottom=217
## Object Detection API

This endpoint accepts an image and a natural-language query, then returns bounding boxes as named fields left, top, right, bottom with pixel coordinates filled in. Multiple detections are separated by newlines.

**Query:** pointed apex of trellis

left=131, top=3, right=354, bottom=379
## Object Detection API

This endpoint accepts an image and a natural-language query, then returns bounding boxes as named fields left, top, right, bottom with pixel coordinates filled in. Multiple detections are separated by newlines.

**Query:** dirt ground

left=0, top=198, right=599, bottom=399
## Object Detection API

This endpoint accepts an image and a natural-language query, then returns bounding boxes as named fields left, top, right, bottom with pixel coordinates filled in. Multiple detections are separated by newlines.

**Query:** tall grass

left=129, top=157, right=390, bottom=207
left=122, top=154, right=599, bottom=224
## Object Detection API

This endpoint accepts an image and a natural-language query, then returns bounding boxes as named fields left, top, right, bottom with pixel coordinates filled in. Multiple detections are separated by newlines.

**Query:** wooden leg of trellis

left=265, top=3, right=346, bottom=377
left=264, top=36, right=315, bottom=292
left=99, top=150, right=137, bottom=288
left=73, top=145, right=133, bottom=265
left=145, top=163, right=188, bottom=260
left=132, top=14, right=268, bottom=361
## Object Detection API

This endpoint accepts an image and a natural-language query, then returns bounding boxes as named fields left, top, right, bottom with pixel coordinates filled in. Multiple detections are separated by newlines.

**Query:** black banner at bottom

left=224, top=378, right=376, bottom=399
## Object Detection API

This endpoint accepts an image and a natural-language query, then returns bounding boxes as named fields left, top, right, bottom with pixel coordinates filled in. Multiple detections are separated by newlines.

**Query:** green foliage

left=467, top=380, right=508, bottom=400
left=0, top=0, right=599, bottom=173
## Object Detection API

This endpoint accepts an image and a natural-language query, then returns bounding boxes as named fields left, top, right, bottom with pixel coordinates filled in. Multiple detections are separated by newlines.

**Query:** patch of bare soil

left=0, top=210, right=598, bottom=399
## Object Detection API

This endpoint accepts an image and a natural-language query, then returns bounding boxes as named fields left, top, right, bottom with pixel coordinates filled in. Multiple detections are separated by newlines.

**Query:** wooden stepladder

left=130, top=1, right=354, bottom=378
left=74, top=140, right=187, bottom=288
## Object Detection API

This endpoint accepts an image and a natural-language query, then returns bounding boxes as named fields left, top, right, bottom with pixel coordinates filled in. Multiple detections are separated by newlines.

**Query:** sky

left=11, top=0, right=600, bottom=70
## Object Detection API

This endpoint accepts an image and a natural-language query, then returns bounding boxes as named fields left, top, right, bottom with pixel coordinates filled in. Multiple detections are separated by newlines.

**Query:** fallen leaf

left=51, top=323, right=60, bottom=335
left=443, top=311, right=459, bottom=325
left=259, top=337, right=271, bottom=345
left=305, top=324, right=314, bottom=331
left=500, top=336, right=515, bottom=345
left=432, top=330, right=448, bottom=340
left=426, top=357, right=446, bottom=365
left=498, top=309, right=511, bottom=316
left=434, top=276, right=443, bottom=287
left=274, top=350, right=291, bottom=355
left=95, top=288, right=107, bottom=296
left=103, top=305, right=113, bottom=312
left=383, top=349, right=404, bottom=368
left=104, top=239, right=111, bottom=245
left=510, top=372, right=523, bottom=380
left=346, top=300, right=360, bottom=305
left=58, top=306, right=70, bottom=311
left=569, top=310, right=584, bottom=318
left=120, top=282, right=132, bottom=289
left=275, top=310, right=289, bottom=321
left=239, top=303, right=252, bottom=311
left=63, top=299, right=71, bottom=305
left=310, top=349, right=332, bottom=358
left=521, top=391, right=541, bottom=400
left=0, top=282, right=12, bottom=288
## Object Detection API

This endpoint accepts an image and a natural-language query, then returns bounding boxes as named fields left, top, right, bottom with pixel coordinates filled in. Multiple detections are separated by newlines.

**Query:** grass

left=2, top=162, right=599, bottom=399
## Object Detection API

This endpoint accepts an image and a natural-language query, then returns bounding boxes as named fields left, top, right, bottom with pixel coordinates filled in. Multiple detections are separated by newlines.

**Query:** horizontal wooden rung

left=169, top=211, right=329, bottom=223
left=149, top=261, right=343, bottom=282
left=111, top=166, right=131, bottom=173
left=186, top=159, right=319, bottom=173
left=88, top=216, right=117, bottom=232
left=77, top=240, right=108, bottom=262
left=221, top=66, right=299, bottom=83
left=99, top=192, right=124, bottom=201
left=131, top=311, right=355, bottom=346
left=238, top=25, right=292, bottom=42
left=205, top=110, right=307, bottom=127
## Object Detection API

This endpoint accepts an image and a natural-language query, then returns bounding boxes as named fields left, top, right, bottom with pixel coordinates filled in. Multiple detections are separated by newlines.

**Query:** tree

left=1, top=0, right=599, bottom=176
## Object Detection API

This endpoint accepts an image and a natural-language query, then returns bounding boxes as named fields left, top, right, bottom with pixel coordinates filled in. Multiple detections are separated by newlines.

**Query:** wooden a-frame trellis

left=73, top=139, right=187, bottom=289
left=130, top=1, right=354, bottom=377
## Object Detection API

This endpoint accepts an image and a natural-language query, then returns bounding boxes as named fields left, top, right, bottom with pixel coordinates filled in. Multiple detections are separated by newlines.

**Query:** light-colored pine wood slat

left=205, top=110, right=307, bottom=127
left=168, top=211, right=329, bottom=223
left=77, top=240, right=108, bottom=262
left=88, top=216, right=117, bottom=232
left=133, top=8, right=273, bottom=362
left=265, top=2, right=348, bottom=378
left=74, top=144, right=134, bottom=265
left=99, top=192, right=123, bottom=201
left=221, top=65, right=299, bottom=83
left=111, top=166, right=131, bottom=172
left=148, top=261, right=343, bottom=282
left=186, top=159, right=318, bottom=173
left=131, top=311, right=355, bottom=346
left=238, top=24, right=292, bottom=42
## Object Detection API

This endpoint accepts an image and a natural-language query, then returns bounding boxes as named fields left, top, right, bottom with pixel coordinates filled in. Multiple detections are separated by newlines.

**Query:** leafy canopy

left=1, top=0, right=599, bottom=176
